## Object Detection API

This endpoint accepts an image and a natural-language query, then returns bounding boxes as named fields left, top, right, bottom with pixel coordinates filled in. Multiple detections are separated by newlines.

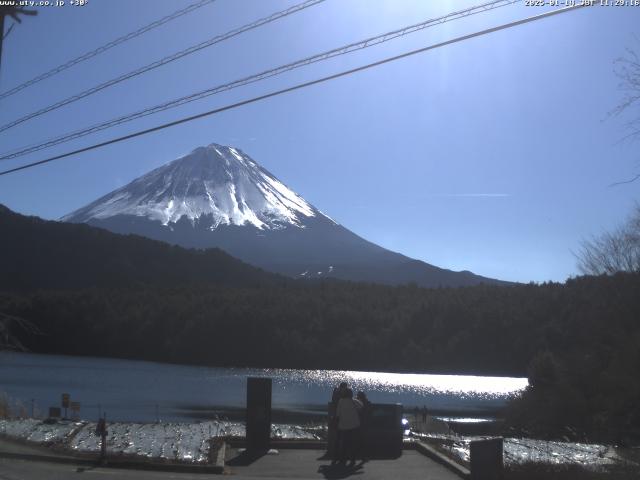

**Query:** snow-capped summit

left=63, top=143, right=505, bottom=287
left=63, top=143, right=329, bottom=230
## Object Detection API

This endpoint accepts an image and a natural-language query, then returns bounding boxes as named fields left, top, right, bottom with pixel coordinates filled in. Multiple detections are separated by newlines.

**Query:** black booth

left=363, top=403, right=404, bottom=458
left=329, top=402, right=404, bottom=459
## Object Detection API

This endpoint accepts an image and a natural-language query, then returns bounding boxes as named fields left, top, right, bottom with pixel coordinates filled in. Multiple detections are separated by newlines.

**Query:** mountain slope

left=0, top=204, right=281, bottom=292
left=64, top=144, right=320, bottom=230
left=63, top=143, right=504, bottom=287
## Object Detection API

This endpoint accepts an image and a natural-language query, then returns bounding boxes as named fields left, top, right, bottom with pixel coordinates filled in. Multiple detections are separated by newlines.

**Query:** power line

left=0, top=0, right=326, bottom=134
left=0, top=0, right=216, bottom=100
left=3, top=22, right=16, bottom=41
left=0, top=0, right=520, bottom=160
left=0, top=3, right=591, bottom=178
left=0, top=0, right=516, bottom=156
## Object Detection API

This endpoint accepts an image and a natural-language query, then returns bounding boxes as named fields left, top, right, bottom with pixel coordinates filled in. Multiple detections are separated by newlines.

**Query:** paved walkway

left=0, top=437, right=463, bottom=479
left=0, top=451, right=462, bottom=480
left=0, top=458, right=205, bottom=480
left=0, top=437, right=79, bottom=461
left=224, top=448, right=462, bottom=479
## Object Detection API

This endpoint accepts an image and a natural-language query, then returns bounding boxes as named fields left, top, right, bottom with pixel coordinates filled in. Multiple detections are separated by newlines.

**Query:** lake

left=0, top=352, right=527, bottom=423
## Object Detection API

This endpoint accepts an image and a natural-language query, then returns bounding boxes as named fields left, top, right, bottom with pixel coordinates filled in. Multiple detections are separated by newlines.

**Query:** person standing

left=329, top=382, right=348, bottom=461
left=355, top=391, right=371, bottom=462
left=336, top=388, right=362, bottom=466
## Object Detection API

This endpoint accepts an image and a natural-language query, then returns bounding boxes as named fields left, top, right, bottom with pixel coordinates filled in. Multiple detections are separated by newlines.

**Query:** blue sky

left=0, top=0, right=638, bottom=283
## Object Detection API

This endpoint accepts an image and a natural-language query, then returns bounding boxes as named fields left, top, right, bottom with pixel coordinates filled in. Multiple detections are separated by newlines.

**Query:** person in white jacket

left=335, top=388, right=362, bottom=466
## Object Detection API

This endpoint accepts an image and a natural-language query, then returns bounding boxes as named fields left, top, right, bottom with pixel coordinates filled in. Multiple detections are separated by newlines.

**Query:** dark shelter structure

left=328, top=401, right=404, bottom=459
left=363, top=403, right=404, bottom=458
left=246, top=377, right=272, bottom=452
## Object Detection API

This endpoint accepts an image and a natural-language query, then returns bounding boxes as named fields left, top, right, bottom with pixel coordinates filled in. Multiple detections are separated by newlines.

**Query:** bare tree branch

left=577, top=205, right=640, bottom=275
left=0, top=312, right=43, bottom=352
left=608, top=38, right=640, bottom=185
left=609, top=173, right=640, bottom=187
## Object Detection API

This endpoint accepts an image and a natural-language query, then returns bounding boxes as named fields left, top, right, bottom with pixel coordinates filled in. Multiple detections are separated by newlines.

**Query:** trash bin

left=470, top=437, right=503, bottom=480
left=364, top=403, right=403, bottom=458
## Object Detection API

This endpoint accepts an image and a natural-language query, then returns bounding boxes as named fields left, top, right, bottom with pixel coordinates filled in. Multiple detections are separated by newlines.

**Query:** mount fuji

left=63, top=143, right=502, bottom=287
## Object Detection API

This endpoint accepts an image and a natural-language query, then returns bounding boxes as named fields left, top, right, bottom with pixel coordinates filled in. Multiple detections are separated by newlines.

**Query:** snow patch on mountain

left=63, top=143, right=331, bottom=230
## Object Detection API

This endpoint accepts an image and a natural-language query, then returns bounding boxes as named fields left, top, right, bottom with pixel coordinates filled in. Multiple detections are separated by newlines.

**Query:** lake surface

left=0, top=352, right=527, bottom=423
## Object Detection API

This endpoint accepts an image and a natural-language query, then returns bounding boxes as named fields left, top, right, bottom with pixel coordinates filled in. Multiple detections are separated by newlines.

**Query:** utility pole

left=0, top=12, right=5, bottom=75
left=96, top=412, right=108, bottom=463
left=0, top=6, right=38, bottom=75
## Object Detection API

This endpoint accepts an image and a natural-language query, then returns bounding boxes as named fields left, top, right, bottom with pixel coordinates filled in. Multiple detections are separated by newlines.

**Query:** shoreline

left=0, top=415, right=631, bottom=470
left=0, top=350, right=529, bottom=383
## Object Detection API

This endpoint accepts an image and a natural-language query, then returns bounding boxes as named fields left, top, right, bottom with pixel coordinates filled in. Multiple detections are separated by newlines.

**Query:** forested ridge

left=0, top=204, right=283, bottom=291
left=3, top=274, right=640, bottom=442
left=2, top=274, right=638, bottom=377
left=2, top=204, right=640, bottom=442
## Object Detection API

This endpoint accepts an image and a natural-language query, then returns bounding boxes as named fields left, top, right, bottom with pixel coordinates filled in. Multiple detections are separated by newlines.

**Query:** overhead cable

left=0, top=0, right=326, bottom=133
left=0, top=0, right=216, bottom=100
left=0, top=0, right=520, bottom=160
left=0, top=4, right=591, bottom=178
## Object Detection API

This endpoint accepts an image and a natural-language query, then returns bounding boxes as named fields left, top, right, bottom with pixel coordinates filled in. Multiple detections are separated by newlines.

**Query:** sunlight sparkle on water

left=261, top=368, right=528, bottom=399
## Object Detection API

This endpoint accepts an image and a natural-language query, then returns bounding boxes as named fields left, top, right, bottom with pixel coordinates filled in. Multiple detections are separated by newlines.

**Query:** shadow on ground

left=226, top=449, right=268, bottom=466
left=318, top=461, right=366, bottom=479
